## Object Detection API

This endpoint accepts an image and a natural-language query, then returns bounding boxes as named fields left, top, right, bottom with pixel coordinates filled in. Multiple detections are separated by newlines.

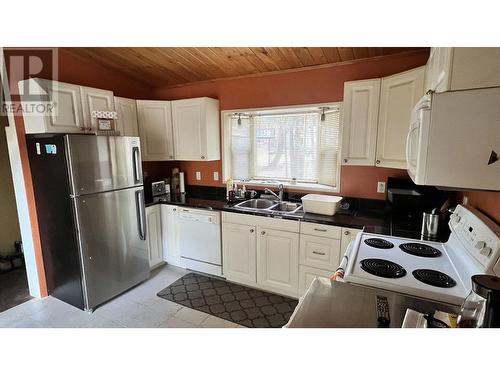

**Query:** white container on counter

left=301, top=194, right=342, bottom=216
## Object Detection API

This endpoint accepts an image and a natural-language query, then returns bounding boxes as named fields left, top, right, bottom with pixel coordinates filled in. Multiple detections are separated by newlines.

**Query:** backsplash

left=458, top=190, right=500, bottom=225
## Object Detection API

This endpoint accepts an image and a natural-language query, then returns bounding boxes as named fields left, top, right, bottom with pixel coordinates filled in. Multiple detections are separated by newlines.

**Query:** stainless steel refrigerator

left=27, top=134, right=150, bottom=311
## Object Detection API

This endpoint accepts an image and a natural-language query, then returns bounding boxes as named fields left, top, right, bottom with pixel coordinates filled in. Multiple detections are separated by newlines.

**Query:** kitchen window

left=222, top=103, right=341, bottom=191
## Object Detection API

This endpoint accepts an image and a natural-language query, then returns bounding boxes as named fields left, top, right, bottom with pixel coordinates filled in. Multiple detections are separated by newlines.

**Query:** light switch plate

left=196, top=171, right=201, bottom=181
left=377, top=181, right=386, bottom=193
left=213, top=171, right=219, bottom=181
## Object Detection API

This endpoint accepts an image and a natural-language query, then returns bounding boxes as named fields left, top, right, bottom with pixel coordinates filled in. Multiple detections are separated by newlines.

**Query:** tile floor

left=0, top=265, right=244, bottom=328
left=0, top=267, right=32, bottom=313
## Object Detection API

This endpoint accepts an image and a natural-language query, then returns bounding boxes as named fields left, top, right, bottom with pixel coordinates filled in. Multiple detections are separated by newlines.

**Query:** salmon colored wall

left=3, top=48, right=154, bottom=297
left=458, top=191, right=500, bottom=225
left=148, top=50, right=429, bottom=200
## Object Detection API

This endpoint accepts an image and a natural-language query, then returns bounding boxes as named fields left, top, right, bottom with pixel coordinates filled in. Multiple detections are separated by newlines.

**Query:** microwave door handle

left=406, top=123, right=418, bottom=171
left=132, top=146, right=141, bottom=184
left=135, top=190, right=147, bottom=241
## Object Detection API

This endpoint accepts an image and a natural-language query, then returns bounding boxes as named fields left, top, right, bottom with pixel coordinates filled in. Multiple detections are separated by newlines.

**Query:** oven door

left=406, top=95, right=431, bottom=184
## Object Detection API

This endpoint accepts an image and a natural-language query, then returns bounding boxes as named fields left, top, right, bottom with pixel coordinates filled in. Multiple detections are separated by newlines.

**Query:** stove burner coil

left=399, top=243, right=442, bottom=258
left=364, top=238, right=394, bottom=249
left=360, top=258, right=407, bottom=278
left=412, top=269, right=457, bottom=288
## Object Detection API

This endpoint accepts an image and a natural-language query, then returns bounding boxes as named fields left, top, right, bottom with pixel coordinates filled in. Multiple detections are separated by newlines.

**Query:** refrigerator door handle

left=132, top=146, right=141, bottom=184
left=135, top=190, right=147, bottom=241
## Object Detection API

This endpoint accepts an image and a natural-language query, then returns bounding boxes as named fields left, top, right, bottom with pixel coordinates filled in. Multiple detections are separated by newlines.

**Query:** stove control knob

left=475, top=241, right=486, bottom=250
left=450, top=213, right=461, bottom=224
left=480, top=246, right=493, bottom=257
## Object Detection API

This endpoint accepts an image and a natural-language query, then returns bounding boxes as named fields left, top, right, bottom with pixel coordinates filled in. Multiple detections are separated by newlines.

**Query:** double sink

left=233, top=198, right=302, bottom=214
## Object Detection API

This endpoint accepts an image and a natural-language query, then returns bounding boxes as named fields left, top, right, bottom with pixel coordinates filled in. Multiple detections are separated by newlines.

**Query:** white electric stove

left=338, top=205, right=500, bottom=306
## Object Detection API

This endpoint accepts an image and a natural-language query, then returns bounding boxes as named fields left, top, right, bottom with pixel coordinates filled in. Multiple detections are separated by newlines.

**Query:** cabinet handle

left=314, top=228, right=327, bottom=232
left=201, top=156, right=206, bottom=160
left=261, top=231, right=266, bottom=235
left=376, top=160, right=381, bottom=164
left=344, top=230, right=350, bottom=235
left=343, top=158, right=348, bottom=163
left=312, top=251, right=326, bottom=256
left=169, top=155, right=173, bottom=159
left=250, top=229, right=254, bottom=233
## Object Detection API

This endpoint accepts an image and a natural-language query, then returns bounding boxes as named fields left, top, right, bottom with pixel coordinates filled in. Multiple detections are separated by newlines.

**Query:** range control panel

left=449, top=205, right=500, bottom=272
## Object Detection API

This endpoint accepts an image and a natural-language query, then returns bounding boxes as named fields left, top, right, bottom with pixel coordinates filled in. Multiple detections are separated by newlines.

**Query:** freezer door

left=74, top=186, right=149, bottom=310
left=66, top=135, right=143, bottom=195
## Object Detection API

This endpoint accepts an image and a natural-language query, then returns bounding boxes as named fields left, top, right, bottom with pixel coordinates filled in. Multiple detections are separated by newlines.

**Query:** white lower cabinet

left=221, top=212, right=363, bottom=298
left=257, top=228, right=299, bottom=298
left=299, top=234, right=341, bottom=271
left=298, top=265, right=334, bottom=296
left=160, top=205, right=182, bottom=267
left=222, top=222, right=257, bottom=286
left=146, top=205, right=163, bottom=269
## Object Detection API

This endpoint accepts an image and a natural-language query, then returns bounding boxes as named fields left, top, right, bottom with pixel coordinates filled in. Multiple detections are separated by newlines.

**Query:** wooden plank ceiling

left=63, top=47, right=427, bottom=88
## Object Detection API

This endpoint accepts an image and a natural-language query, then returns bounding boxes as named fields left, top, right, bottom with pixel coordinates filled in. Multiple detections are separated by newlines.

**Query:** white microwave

left=406, top=87, right=500, bottom=191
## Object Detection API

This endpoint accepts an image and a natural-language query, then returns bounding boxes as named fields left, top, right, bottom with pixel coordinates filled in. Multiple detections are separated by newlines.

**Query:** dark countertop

left=145, top=193, right=432, bottom=240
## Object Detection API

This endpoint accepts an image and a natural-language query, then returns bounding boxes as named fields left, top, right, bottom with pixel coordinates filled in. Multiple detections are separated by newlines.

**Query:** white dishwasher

left=177, top=207, right=222, bottom=276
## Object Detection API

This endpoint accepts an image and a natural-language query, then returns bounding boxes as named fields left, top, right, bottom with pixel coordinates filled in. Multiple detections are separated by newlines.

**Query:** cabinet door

left=376, top=67, right=424, bottom=169
left=80, top=86, right=115, bottom=130
left=424, top=47, right=453, bottom=93
left=340, top=228, right=362, bottom=256
left=146, top=205, right=163, bottom=269
left=222, top=222, right=257, bottom=286
left=257, top=228, right=299, bottom=297
left=298, top=265, right=333, bottom=296
left=172, top=98, right=206, bottom=160
left=114, top=97, right=139, bottom=136
left=341, top=79, right=380, bottom=166
left=25, top=79, right=85, bottom=133
left=137, top=100, right=174, bottom=161
left=160, top=205, right=181, bottom=267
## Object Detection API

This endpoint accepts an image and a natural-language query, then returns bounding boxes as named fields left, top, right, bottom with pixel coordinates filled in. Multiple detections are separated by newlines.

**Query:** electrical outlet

left=196, top=171, right=202, bottom=181
left=213, top=171, right=219, bottom=181
left=377, top=181, right=386, bottom=194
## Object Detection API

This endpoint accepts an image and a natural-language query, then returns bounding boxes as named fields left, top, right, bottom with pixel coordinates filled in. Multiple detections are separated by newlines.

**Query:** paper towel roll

left=179, top=172, right=185, bottom=194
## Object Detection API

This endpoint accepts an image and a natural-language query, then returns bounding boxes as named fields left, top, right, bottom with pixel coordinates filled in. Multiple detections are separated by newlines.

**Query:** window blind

left=225, top=105, right=340, bottom=187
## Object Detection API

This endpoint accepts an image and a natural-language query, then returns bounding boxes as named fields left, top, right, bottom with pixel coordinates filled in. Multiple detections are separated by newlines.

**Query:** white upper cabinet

left=376, top=66, right=424, bottom=169
left=257, top=228, right=299, bottom=297
left=20, top=78, right=86, bottom=134
left=172, top=97, right=220, bottom=161
left=80, top=86, right=115, bottom=131
left=342, top=67, right=425, bottom=169
left=425, top=47, right=500, bottom=93
left=114, top=97, right=139, bottom=136
left=341, top=79, right=380, bottom=166
left=136, top=100, right=174, bottom=161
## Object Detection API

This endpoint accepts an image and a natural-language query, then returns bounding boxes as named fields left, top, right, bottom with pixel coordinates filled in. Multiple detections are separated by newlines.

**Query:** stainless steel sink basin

left=234, top=199, right=276, bottom=209
left=269, top=202, right=302, bottom=212
left=233, top=199, right=302, bottom=214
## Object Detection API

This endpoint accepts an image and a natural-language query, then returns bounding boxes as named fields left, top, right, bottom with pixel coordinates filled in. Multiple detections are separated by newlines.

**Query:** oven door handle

left=332, top=240, right=354, bottom=282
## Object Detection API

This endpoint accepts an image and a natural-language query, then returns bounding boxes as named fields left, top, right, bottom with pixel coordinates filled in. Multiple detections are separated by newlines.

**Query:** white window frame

left=221, top=102, right=343, bottom=193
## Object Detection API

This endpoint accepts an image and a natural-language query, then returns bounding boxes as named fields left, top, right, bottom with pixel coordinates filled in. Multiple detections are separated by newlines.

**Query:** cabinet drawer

left=223, top=212, right=299, bottom=233
left=299, top=235, right=341, bottom=271
left=300, top=222, right=341, bottom=239
left=298, top=265, right=333, bottom=296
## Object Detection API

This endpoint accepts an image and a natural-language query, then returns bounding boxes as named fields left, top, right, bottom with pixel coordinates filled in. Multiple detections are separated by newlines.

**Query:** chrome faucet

left=265, top=184, right=284, bottom=201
